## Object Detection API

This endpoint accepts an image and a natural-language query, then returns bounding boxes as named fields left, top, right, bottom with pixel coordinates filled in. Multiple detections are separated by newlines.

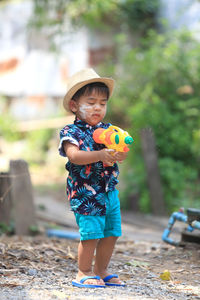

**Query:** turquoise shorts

left=74, top=190, right=122, bottom=241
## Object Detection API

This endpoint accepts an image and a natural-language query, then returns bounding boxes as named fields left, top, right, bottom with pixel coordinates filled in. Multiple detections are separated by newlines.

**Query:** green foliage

left=0, top=96, right=20, bottom=141
left=29, top=225, right=40, bottom=235
left=30, top=0, right=159, bottom=36
left=109, top=30, right=200, bottom=213
left=0, top=222, right=15, bottom=235
left=67, top=0, right=119, bottom=29
left=25, top=129, right=54, bottom=164
left=119, top=0, right=160, bottom=35
left=0, top=114, right=20, bottom=141
left=30, top=0, right=119, bottom=32
left=30, top=0, right=67, bottom=28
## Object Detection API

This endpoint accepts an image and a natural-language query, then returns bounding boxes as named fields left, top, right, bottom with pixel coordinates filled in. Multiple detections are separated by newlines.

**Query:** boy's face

left=70, top=90, right=108, bottom=126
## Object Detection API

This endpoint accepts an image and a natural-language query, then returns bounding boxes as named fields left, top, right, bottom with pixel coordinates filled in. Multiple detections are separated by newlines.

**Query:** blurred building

left=0, top=1, right=115, bottom=121
left=160, top=0, right=200, bottom=32
left=0, top=1, right=89, bottom=120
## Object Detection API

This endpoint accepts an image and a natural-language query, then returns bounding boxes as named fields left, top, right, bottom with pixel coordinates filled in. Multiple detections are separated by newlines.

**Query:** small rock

left=151, top=243, right=160, bottom=250
left=28, top=269, right=37, bottom=276
left=174, top=259, right=180, bottom=264
left=146, top=272, right=157, bottom=279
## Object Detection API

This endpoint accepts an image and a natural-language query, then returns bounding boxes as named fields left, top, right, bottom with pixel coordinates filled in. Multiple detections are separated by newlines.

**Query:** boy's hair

left=72, top=82, right=109, bottom=101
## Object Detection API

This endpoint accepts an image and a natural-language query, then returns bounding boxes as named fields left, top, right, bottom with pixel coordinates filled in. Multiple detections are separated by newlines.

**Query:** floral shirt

left=59, top=118, right=119, bottom=216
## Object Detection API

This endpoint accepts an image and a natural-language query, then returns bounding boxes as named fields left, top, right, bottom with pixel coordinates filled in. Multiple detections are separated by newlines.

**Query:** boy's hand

left=113, top=151, right=127, bottom=163
left=98, top=149, right=116, bottom=166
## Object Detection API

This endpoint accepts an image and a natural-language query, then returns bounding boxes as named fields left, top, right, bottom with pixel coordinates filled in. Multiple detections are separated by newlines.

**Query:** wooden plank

left=0, top=172, right=12, bottom=225
left=10, top=160, right=36, bottom=235
left=140, top=128, right=165, bottom=215
left=17, top=115, right=74, bottom=132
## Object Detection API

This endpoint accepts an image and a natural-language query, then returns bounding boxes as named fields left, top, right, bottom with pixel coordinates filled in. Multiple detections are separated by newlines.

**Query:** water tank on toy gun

left=93, top=125, right=134, bottom=153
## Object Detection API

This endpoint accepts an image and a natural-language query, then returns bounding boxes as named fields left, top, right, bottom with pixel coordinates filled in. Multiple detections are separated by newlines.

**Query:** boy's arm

left=63, top=142, right=117, bottom=166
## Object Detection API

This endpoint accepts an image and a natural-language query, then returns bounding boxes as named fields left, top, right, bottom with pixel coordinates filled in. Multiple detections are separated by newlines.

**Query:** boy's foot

left=94, top=270, right=123, bottom=285
left=103, top=274, right=126, bottom=286
left=74, top=272, right=105, bottom=286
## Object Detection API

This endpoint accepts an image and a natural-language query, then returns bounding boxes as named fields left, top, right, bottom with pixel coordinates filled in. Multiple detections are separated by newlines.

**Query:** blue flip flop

left=72, top=275, right=106, bottom=288
left=103, top=274, right=126, bottom=287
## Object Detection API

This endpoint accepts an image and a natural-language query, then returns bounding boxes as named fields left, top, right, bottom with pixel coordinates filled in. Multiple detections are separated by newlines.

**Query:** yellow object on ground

left=159, top=270, right=171, bottom=281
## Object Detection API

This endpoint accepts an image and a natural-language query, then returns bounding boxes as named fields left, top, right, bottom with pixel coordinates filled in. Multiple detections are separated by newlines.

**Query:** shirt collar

left=74, top=117, right=102, bottom=131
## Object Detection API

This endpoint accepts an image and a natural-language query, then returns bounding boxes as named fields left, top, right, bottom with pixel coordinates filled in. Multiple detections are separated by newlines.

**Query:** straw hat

left=63, top=68, right=115, bottom=111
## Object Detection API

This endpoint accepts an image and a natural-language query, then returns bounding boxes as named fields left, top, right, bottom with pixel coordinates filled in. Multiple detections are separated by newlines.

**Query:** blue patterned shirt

left=59, top=118, right=119, bottom=216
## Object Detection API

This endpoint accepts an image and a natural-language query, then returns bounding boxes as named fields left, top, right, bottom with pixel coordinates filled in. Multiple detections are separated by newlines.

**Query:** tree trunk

left=10, top=160, right=36, bottom=235
left=140, top=128, right=165, bottom=215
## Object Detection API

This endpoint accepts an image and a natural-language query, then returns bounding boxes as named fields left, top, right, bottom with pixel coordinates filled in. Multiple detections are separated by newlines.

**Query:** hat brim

left=63, top=77, right=115, bottom=111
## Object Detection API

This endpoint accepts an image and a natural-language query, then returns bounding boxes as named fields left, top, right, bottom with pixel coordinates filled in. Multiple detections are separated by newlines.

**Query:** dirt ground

left=0, top=189, right=200, bottom=299
left=0, top=234, right=200, bottom=300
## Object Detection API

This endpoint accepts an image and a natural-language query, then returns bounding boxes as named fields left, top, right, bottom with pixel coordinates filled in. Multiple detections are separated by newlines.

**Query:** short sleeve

left=58, top=125, right=79, bottom=157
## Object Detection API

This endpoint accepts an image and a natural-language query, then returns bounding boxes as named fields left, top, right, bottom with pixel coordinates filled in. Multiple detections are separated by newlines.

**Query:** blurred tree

left=110, top=30, right=200, bottom=213
left=30, top=0, right=160, bottom=40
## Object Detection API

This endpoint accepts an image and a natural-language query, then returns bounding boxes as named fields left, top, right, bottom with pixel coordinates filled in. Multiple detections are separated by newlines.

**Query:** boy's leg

left=76, top=239, right=105, bottom=285
left=74, top=213, right=105, bottom=285
left=93, top=190, right=122, bottom=284
left=94, top=236, right=122, bottom=284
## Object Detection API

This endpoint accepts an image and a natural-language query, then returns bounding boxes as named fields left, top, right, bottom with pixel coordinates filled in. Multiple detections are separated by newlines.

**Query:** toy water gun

left=93, top=125, right=134, bottom=153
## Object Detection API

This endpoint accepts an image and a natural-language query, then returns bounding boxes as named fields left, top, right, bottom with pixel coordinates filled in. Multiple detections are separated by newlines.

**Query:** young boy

left=59, top=68, right=127, bottom=288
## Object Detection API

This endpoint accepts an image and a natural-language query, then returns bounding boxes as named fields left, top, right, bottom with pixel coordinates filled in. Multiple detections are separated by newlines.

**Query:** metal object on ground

left=46, top=229, right=80, bottom=240
left=162, top=208, right=200, bottom=246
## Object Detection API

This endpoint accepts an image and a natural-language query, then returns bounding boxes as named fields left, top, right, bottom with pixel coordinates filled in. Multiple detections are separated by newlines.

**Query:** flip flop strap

left=80, top=275, right=101, bottom=284
left=103, top=274, right=118, bottom=282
